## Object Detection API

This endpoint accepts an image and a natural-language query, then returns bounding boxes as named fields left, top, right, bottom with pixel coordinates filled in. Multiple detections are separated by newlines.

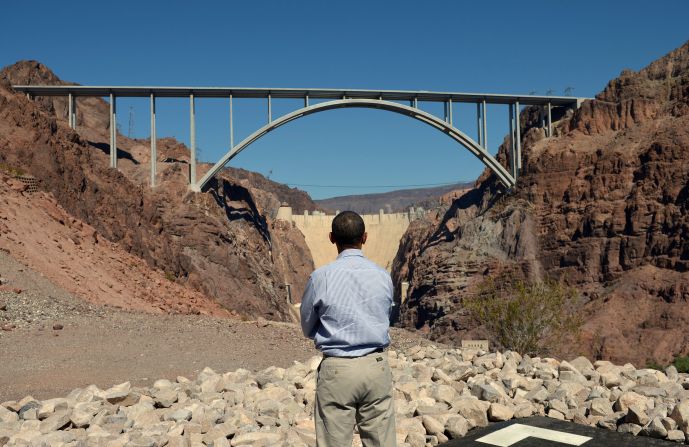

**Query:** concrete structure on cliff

left=276, top=203, right=420, bottom=271
left=13, top=85, right=588, bottom=191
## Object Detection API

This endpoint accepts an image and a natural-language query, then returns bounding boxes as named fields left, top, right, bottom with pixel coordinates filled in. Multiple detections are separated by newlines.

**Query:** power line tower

left=128, top=106, right=135, bottom=138
left=545, top=88, right=555, bottom=96
left=564, top=87, right=574, bottom=96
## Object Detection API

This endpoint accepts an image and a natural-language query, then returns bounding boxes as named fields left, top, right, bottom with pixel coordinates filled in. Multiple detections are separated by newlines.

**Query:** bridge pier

left=507, top=102, right=523, bottom=182
left=268, top=93, right=272, bottom=123
left=109, top=94, right=117, bottom=169
left=476, top=103, right=482, bottom=146
left=509, top=103, right=515, bottom=180
left=150, top=94, right=157, bottom=187
left=229, top=94, right=234, bottom=148
left=68, top=93, right=76, bottom=129
left=444, top=99, right=454, bottom=125
left=515, top=100, right=522, bottom=171
left=72, top=97, right=76, bottom=129
left=481, top=99, right=488, bottom=151
left=189, top=94, right=196, bottom=185
left=447, top=99, right=454, bottom=126
left=547, top=101, right=553, bottom=137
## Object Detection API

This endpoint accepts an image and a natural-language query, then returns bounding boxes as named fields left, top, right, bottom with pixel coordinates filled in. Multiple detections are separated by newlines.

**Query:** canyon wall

left=393, top=40, right=689, bottom=366
left=0, top=61, right=315, bottom=321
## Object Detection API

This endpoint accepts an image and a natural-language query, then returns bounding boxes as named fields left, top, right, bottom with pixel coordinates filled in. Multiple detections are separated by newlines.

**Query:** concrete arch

left=192, top=98, right=515, bottom=192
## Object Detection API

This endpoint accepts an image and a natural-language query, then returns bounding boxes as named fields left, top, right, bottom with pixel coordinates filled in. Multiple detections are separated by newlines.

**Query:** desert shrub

left=646, top=359, right=664, bottom=371
left=0, top=162, right=25, bottom=177
left=646, top=355, right=689, bottom=373
left=673, top=356, right=689, bottom=373
left=463, top=276, right=582, bottom=356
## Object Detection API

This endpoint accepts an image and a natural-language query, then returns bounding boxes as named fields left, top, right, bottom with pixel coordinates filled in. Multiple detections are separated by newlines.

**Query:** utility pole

left=128, top=106, right=135, bottom=138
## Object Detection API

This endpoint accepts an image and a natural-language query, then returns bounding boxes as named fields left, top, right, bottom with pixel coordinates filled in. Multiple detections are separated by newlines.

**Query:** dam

left=276, top=204, right=421, bottom=271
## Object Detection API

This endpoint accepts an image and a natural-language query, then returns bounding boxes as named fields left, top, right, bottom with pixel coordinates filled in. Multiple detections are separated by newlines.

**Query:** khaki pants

left=315, top=351, right=396, bottom=447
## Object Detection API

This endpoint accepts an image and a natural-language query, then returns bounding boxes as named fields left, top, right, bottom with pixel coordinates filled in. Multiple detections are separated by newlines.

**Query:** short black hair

left=331, top=211, right=365, bottom=246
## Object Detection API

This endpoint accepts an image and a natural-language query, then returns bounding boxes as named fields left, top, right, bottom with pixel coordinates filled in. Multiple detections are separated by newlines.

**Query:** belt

left=323, top=347, right=385, bottom=359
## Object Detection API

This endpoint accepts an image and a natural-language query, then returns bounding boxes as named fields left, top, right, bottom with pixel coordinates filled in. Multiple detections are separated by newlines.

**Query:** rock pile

left=2, top=346, right=689, bottom=446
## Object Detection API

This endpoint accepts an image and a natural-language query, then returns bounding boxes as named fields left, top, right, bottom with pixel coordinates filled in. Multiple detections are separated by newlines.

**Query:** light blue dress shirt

left=300, top=248, right=393, bottom=357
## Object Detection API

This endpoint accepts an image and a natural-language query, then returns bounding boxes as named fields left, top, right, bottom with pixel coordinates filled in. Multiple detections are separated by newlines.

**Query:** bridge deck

left=12, top=85, right=586, bottom=106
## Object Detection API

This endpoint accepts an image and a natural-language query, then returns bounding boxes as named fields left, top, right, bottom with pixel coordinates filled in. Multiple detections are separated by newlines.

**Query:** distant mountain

left=315, top=182, right=474, bottom=214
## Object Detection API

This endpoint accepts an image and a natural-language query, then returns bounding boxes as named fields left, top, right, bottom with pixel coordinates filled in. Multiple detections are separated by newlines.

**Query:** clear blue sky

left=2, top=1, right=688, bottom=199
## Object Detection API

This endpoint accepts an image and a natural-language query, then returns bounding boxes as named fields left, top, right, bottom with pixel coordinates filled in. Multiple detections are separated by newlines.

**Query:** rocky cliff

left=393, top=41, right=689, bottom=366
left=0, top=61, right=315, bottom=320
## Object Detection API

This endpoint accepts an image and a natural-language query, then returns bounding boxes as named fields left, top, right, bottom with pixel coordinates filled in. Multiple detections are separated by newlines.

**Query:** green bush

left=646, top=360, right=664, bottom=371
left=0, top=162, right=25, bottom=177
left=463, top=276, right=582, bottom=356
left=673, top=356, right=689, bottom=373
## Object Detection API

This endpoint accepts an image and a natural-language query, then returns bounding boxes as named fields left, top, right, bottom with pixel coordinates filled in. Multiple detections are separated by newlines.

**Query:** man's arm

left=300, top=273, right=321, bottom=339
left=385, top=273, right=394, bottom=318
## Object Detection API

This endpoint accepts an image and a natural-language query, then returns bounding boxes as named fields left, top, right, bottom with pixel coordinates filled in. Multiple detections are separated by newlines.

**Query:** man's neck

left=336, top=245, right=362, bottom=254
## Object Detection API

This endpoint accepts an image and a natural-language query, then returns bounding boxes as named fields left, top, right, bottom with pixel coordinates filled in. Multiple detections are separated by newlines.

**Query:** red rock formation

left=394, top=40, right=689, bottom=366
left=0, top=61, right=315, bottom=321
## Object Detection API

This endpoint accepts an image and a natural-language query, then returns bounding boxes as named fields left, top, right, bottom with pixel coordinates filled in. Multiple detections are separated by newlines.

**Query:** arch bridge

left=13, top=85, right=586, bottom=191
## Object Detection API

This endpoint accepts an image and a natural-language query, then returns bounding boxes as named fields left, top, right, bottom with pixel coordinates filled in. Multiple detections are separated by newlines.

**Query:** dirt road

left=0, top=252, right=430, bottom=402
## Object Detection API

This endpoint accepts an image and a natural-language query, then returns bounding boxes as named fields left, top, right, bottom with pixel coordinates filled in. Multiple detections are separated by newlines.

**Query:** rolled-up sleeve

left=300, top=273, right=320, bottom=339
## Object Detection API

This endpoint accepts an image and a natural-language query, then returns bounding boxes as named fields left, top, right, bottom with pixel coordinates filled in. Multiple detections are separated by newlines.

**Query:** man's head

left=329, top=211, right=367, bottom=252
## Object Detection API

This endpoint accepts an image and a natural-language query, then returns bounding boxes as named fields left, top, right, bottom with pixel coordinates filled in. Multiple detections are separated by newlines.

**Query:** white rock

left=38, top=410, right=71, bottom=433
left=166, top=409, right=192, bottom=422
left=667, top=429, right=685, bottom=442
left=37, top=398, right=69, bottom=420
left=421, top=415, right=444, bottom=436
left=452, top=398, right=488, bottom=428
left=70, top=402, right=100, bottom=428
left=305, top=356, right=322, bottom=372
left=547, top=409, right=565, bottom=420
left=670, top=400, right=689, bottom=432
left=625, top=405, right=650, bottom=426
left=614, top=391, right=651, bottom=413
left=589, top=398, right=613, bottom=417
left=488, top=403, right=513, bottom=422
left=617, top=423, right=642, bottom=436
left=230, top=432, right=282, bottom=446
left=104, top=382, right=132, bottom=404
left=569, top=357, right=594, bottom=374
left=643, top=417, right=668, bottom=439
left=445, top=415, right=469, bottom=439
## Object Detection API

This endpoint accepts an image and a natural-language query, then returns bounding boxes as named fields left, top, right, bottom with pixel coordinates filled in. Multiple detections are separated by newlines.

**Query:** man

left=300, top=211, right=396, bottom=447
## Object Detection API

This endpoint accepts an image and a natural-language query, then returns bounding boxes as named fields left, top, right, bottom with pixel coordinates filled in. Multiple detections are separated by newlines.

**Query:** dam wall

left=276, top=205, right=417, bottom=271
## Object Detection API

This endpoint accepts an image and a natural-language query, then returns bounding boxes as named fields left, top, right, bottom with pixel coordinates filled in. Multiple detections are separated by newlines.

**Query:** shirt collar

left=337, top=248, right=364, bottom=259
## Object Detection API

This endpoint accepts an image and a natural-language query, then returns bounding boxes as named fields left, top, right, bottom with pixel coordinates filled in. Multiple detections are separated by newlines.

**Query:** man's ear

left=329, top=232, right=336, bottom=244
left=361, top=232, right=368, bottom=245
